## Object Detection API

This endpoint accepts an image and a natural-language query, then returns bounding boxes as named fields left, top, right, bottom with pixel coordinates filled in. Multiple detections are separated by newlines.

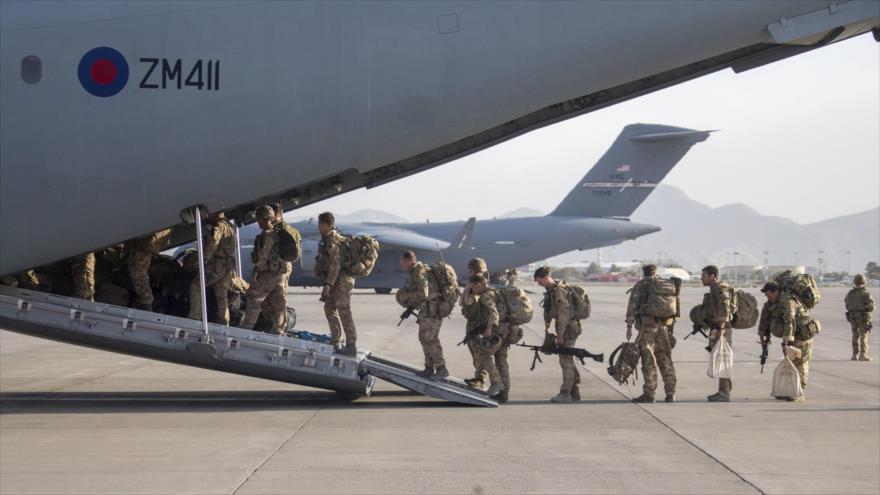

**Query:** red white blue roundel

left=78, top=47, right=129, bottom=97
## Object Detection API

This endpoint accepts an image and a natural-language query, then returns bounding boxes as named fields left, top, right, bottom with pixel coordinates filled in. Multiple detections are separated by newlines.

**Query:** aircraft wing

left=342, top=224, right=450, bottom=252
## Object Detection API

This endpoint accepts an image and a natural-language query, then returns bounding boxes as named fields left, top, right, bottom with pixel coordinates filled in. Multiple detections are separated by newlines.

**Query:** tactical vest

left=252, top=229, right=285, bottom=274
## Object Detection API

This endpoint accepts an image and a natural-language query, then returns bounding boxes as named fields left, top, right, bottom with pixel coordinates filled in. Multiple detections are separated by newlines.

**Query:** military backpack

left=794, top=302, right=822, bottom=341
left=639, top=277, right=680, bottom=319
left=567, top=283, right=592, bottom=320
left=730, top=291, right=759, bottom=329
left=774, top=270, right=821, bottom=309
left=845, top=288, right=874, bottom=312
left=275, top=222, right=303, bottom=262
left=343, top=235, right=380, bottom=277
left=607, top=341, right=640, bottom=385
left=495, top=286, right=534, bottom=326
left=427, top=261, right=460, bottom=318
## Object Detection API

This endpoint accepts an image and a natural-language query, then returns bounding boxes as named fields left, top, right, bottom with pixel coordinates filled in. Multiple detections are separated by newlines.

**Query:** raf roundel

left=78, top=47, right=129, bottom=97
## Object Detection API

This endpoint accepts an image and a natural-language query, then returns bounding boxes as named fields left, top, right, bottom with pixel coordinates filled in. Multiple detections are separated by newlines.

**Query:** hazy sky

left=300, top=35, right=879, bottom=225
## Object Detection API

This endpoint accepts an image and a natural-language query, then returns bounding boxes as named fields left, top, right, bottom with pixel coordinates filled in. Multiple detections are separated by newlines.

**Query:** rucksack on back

left=343, top=235, right=380, bottom=277
left=567, top=283, right=591, bottom=320
left=845, top=289, right=874, bottom=312
left=639, top=277, right=678, bottom=318
left=607, top=341, right=640, bottom=385
left=774, top=270, right=821, bottom=309
left=427, top=261, right=460, bottom=318
left=276, top=223, right=302, bottom=262
left=495, top=286, right=534, bottom=326
left=731, top=290, right=759, bottom=329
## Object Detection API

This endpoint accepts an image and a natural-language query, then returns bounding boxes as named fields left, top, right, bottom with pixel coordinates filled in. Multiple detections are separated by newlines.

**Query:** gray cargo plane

left=237, top=123, right=709, bottom=291
left=2, top=1, right=878, bottom=275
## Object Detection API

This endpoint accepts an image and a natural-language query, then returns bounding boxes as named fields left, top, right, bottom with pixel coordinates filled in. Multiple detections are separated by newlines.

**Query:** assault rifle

left=759, top=336, right=770, bottom=373
left=515, top=342, right=604, bottom=371
left=397, top=306, right=417, bottom=326
left=684, top=324, right=713, bottom=352
left=457, top=324, right=485, bottom=346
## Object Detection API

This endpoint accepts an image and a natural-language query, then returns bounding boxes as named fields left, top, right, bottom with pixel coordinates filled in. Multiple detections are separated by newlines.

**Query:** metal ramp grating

left=362, top=355, right=497, bottom=407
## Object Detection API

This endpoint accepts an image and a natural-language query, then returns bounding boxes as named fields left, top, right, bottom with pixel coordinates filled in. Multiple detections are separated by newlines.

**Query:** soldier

left=759, top=281, right=815, bottom=401
left=461, top=257, right=490, bottom=388
left=125, top=228, right=173, bottom=311
left=315, top=212, right=357, bottom=355
left=461, top=273, right=507, bottom=399
left=625, top=264, right=676, bottom=403
left=698, top=265, right=735, bottom=402
left=845, top=274, right=874, bottom=361
left=398, top=251, right=449, bottom=380
left=240, top=206, right=291, bottom=334
left=1, top=270, right=39, bottom=289
left=188, top=212, right=237, bottom=325
left=70, top=253, right=96, bottom=301
left=509, top=268, right=519, bottom=287
left=534, top=266, right=582, bottom=404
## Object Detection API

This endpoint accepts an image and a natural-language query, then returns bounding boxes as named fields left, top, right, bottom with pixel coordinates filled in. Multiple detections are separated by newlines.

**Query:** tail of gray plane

left=550, top=123, right=711, bottom=218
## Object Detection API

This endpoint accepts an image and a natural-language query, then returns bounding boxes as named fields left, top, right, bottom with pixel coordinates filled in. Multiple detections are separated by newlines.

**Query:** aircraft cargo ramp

left=0, top=286, right=496, bottom=408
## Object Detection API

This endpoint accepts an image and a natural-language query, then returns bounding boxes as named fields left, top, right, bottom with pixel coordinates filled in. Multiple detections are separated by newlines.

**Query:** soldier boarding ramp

left=0, top=286, right=496, bottom=408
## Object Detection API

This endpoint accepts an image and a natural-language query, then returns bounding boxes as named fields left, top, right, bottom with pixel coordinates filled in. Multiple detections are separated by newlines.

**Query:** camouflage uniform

left=403, top=261, right=446, bottom=371
left=462, top=258, right=489, bottom=385
left=125, top=229, right=173, bottom=309
left=316, top=229, right=356, bottom=347
left=626, top=277, right=676, bottom=399
left=188, top=218, right=237, bottom=324
left=462, top=289, right=506, bottom=394
left=70, top=253, right=96, bottom=301
left=240, top=222, right=291, bottom=333
left=1, top=270, right=39, bottom=289
left=759, top=294, right=814, bottom=389
left=701, top=280, right=735, bottom=396
left=544, top=282, right=583, bottom=396
left=845, top=285, right=874, bottom=361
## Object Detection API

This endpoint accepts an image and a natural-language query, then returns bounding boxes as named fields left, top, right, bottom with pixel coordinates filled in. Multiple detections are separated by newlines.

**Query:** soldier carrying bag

left=774, top=270, right=821, bottom=309
left=730, top=291, right=759, bottom=329
left=427, top=261, right=460, bottom=318
left=567, top=283, right=592, bottom=320
left=343, top=235, right=380, bottom=277
left=495, top=286, right=533, bottom=345
left=275, top=222, right=303, bottom=263
left=639, top=277, right=679, bottom=319
left=607, top=339, right=640, bottom=385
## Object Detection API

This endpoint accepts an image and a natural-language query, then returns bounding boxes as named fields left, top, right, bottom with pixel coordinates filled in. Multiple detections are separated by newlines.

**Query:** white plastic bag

left=707, top=334, right=734, bottom=379
left=772, top=356, right=803, bottom=399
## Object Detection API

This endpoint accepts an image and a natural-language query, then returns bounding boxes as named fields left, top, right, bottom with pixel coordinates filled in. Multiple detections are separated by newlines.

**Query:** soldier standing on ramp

left=240, top=206, right=291, bottom=334
left=398, top=251, right=449, bottom=380
left=125, top=228, right=173, bottom=311
left=315, top=212, right=358, bottom=356
left=845, top=274, right=874, bottom=361
left=534, top=266, right=583, bottom=404
left=461, top=258, right=490, bottom=388
left=461, top=273, right=506, bottom=398
left=697, top=265, right=736, bottom=402
left=625, top=264, right=677, bottom=403
left=70, top=253, right=96, bottom=301
left=188, top=211, right=237, bottom=325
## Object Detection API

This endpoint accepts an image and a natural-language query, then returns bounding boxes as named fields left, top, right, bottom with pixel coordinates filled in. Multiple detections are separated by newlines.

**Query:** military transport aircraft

left=235, top=123, right=709, bottom=292
left=1, top=1, right=877, bottom=404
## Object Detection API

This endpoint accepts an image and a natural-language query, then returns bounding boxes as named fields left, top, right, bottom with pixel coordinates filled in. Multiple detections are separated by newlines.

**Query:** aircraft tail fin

left=450, top=217, right=476, bottom=249
left=549, top=123, right=711, bottom=218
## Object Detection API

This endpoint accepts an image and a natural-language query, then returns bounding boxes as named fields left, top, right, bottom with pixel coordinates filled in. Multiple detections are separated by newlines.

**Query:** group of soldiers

left=627, top=265, right=874, bottom=404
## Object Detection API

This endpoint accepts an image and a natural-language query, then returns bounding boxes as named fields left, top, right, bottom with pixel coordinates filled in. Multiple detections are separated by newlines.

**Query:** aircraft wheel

left=335, top=391, right=361, bottom=401
left=374, top=288, right=392, bottom=295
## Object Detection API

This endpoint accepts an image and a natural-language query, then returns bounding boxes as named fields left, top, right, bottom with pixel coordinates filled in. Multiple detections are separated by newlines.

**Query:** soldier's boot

left=859, top=353, right=872, bottom=361
left=570, top=386, right=581, bottom=402
left=338, top=342, right=357, bottom=356
left=665, top=394, right=675, bottom=403
left=632, top=393, right=655, bottom=403
left=431, top=365, right=449, bottom=381
left=851, top=353, right=859, bottom=361
left=493, top=390, right=509, bottom=404
left=707, top=392, right=731, bottom=402
left=550, top=391, right=572, bottom=404
left=486, top=382, right=504, bottom=397
left=416, top=367, right=434, bottom=378
left=785, top=395, right=805, bottom=402
left=464, top=378, right=484, bottom=389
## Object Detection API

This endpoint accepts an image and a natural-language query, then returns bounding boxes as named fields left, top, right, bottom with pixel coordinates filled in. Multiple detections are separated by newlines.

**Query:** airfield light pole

left=733, top=251, right=739, bottom=286
left=763, top=250, right=770, bottom=282
left=818, top=249, right=825, bottom=279
left=846, top=250, right=851, bottom=275
left=193, top=207, right=210, bottom=337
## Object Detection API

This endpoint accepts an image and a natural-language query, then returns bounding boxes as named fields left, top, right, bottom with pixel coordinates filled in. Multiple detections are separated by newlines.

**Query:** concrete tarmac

left=1, top=284, right=877, bottom=494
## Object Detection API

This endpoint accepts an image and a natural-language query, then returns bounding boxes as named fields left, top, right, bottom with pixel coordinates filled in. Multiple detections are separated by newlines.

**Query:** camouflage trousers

left=70, top=253, right=95, bottom=301
left=559, top=322, right=582, bottom=393
left=467, top=339, right=489, bottom=383
left=851, top=321, right=871, bottom=356
left=476, top=334, right=508, bottom=390
left=324, top=275, right=357, bottom=346
left=789, top=339, right=814, bottom=388
left=418, top=316, right=445, bottom=369
left=1, top=270, right=39, bottom=289
left=126, top=249, right=154, bottom=306
left=637, top=322, right=676, bottom=397
left=708, top=326, right=733, bottom=395
left=241, top=270, right=287, bottom=333
left=188, top=264, right=234, bottom=325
